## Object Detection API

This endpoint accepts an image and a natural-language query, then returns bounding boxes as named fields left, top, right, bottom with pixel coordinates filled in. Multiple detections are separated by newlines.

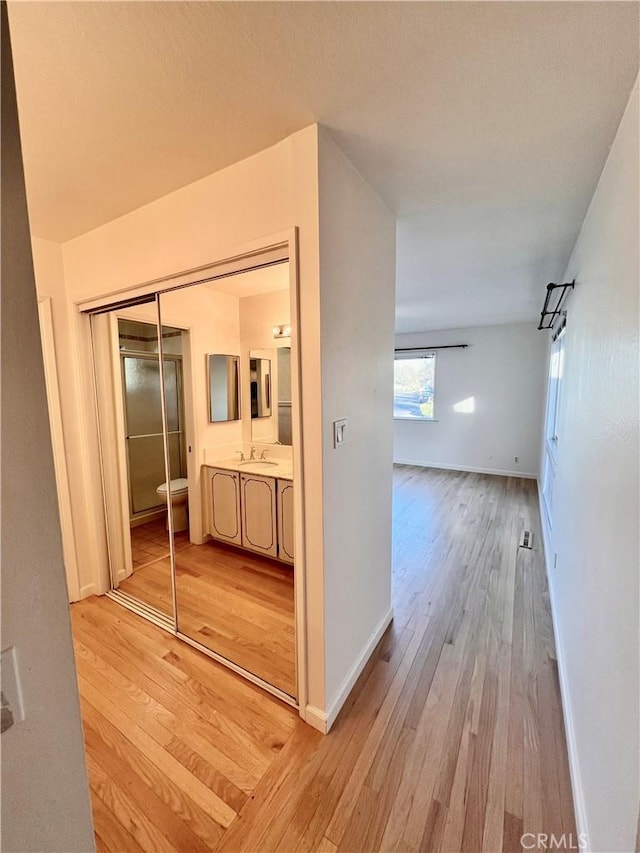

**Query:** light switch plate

left=1, top=647, right=25, bottom=732
left=333, top=418, right=347, bottom=448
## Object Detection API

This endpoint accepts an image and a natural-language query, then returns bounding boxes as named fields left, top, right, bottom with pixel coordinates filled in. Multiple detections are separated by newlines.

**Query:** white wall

left=394, top=322, right=546, bottom=477
left=317, top=127, right=396, bottom=723
left=540, top=78, right=639, bottom=853
left=1, top=10, right=95, bottom=848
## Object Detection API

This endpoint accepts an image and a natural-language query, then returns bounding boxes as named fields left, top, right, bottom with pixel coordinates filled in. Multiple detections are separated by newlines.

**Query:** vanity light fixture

left=272, top=324, right=291, bottom=339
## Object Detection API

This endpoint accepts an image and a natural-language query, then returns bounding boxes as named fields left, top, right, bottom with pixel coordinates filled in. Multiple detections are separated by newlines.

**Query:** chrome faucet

left=259, top=449, right=268, bottom=460
left=235, top=450, right=246, bottom=462
left=249, top=446, right=257, bottom=461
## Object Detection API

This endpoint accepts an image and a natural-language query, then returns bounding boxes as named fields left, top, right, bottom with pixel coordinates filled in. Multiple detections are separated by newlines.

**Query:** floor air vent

left=519, top=530, right=533, bottom=549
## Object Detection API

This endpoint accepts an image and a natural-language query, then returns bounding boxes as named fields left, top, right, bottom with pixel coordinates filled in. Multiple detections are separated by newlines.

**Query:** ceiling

left=7, top=1, right=639, bottom=332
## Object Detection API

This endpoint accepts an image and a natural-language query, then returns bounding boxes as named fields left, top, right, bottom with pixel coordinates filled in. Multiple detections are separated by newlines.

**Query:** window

left=542, top=326, right=566, bottom=529
left=393, top=352, right=436, bottom=420
left=544, top=329, right=565, bottom=461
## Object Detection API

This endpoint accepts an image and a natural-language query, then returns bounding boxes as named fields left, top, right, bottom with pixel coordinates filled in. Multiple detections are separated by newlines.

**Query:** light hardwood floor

left=119, top=519, right=190, bottom=618
left=72, top=465, right=575, bottom=852
left=117, top=531, right=296, bottom=695
left=174, top=542, right=295, bottom=697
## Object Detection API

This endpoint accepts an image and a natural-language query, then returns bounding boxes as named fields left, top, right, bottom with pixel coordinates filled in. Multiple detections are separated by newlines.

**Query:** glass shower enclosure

left=90, top=306, right=185, bottom=623
left=121, top=349, right=184, bottom=518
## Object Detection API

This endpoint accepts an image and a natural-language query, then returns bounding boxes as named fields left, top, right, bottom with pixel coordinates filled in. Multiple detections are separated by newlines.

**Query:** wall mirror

left=208, top=354, right=240, bottom=422
left=250, top=347, right=292, bottom=445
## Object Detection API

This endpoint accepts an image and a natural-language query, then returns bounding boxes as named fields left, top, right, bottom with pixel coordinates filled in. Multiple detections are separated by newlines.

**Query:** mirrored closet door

left=159, top=266, right=296, bottom=698
left=90, top=260, right=297, bottom=700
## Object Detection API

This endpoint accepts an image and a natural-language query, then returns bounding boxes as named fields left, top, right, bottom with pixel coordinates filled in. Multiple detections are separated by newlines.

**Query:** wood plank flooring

left=72, top=465, right=576, bottom=852
left=119, top=526, right=296, bottom=696
left=120, top=519, right=190, bottom=617
left=174, top=542, right=295, bottom=697
left=118, top=556, right=174, bottom=617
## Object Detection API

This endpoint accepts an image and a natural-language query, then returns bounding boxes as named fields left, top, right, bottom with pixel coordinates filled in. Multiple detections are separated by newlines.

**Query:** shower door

left=91, top=306, right=179, bottom=623
left=121, top=353, right=184, bottom=518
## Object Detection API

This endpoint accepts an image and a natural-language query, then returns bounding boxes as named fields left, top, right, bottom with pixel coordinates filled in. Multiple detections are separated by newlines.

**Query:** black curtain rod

left=538, top=280, right=575, bottom=331
left=395, top=344, right=468, bottom=352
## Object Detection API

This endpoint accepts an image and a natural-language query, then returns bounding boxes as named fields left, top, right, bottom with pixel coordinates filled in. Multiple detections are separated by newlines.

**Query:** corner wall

left=540, top=77, right=639, bottom=853
left=317, top=127, right=396, bottom=723
left=1, top=9, right=95, bottom=848
left=394, top=322, right=547, bottom=477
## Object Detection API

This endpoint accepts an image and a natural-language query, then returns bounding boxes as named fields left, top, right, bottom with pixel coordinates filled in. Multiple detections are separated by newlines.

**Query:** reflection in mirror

left=250, top=347, right=292, bottom=445
left=91, top=309, right=180, bottom=620
left=250, top=357, right=271, bottom=418
left=160, top=277, right=296, bottom=698
left=208, top=354, right=240, bottom=422
left=276, top=347, right=292, bottom=446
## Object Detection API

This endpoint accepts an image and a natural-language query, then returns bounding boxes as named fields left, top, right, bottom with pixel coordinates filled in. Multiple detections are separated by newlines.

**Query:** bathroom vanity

left=203, top=458, right=294, bottom=564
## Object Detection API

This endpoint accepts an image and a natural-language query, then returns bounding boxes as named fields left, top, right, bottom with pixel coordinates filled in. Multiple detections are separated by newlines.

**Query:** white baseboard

left=394, top=458, right=537, bottom=479
left=323, top=607, right=394, bottom=733
left=304, top=705, right=328, bottom=734
left=130, top=508, right=165, bottom=528
left=78, top=582, right=98, bottom=601
left=537, top=485, right=589, bottom=848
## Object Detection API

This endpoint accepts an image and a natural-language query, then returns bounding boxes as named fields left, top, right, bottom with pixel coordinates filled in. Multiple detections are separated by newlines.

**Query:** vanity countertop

left=205, top=458, right=293, bottom=481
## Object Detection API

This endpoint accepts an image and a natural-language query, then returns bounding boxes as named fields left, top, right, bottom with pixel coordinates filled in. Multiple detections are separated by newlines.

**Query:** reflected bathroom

left=89, top=261, right=297, bottom=699
left=117, top=316, right=189, bottom=616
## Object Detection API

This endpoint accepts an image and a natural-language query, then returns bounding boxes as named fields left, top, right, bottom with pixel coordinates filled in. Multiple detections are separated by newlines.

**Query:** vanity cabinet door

left=206, top=468, right=242, bottom=545
left=277, top=480, right=295, bottom=564
left=240, top=473, right=277, bottom=558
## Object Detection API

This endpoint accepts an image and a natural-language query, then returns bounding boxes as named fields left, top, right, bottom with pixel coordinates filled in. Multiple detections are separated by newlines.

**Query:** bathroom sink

left=239, top=460, right=278, bottom=468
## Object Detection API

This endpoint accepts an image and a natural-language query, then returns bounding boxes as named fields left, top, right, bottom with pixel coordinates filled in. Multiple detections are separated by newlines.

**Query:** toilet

left=156, top=478, right=189, bottom=532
